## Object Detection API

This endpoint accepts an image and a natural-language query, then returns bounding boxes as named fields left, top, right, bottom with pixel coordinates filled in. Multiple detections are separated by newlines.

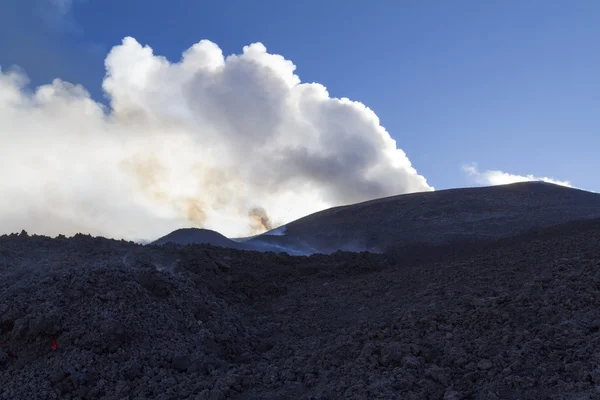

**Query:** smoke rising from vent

left=0, top=38, right=432, bottom=240
left=249, top=207, right=273, bottom=233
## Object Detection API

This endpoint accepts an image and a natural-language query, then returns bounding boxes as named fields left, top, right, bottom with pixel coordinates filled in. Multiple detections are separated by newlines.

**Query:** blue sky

left=2, top=0, right=599, bottom=191
left=0, top=1, right=599, bottom=238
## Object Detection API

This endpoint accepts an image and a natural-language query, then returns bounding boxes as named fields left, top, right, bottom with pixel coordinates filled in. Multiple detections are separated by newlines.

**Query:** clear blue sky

left=2, top=0, right=599, bottom=192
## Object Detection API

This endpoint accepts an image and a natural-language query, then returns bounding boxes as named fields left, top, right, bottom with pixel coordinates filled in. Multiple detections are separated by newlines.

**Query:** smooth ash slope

left=249, top=182, right=600, bottom=254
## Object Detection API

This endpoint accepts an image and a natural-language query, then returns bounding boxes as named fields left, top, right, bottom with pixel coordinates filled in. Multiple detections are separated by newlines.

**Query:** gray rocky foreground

left=2, top=219, right=600, bottom=399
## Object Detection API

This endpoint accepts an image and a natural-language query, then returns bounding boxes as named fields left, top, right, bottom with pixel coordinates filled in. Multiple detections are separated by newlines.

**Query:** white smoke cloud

left=463, top=163, right=572, bottom=187
left=0, top=37, right=432, bottom=241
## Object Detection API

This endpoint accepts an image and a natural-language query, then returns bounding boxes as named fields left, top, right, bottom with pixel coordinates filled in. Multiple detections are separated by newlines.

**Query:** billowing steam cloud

left=463, top=164, right=572, bottom=187
left=0, top=37, right=432, bottom=240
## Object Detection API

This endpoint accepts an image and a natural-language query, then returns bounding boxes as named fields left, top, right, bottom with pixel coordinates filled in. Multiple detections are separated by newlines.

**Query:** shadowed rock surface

left=249, top=182, right=600, bottom=254
left=2, top=184, right=600, bottom=399
left=1, top=222, right=600, bottom=399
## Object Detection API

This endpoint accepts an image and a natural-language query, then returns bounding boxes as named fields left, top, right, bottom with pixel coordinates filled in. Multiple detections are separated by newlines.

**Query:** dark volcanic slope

left=152, top=228, right=245, bottom=248
left=250, top=181, right=600, bottom=254
left=151, top=228, right=304, bottom=255
left=2, top=220, right=600, bottom=399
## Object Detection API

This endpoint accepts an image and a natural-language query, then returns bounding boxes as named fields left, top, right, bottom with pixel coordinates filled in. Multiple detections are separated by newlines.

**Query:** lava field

left=2, top=217, right=600, bottom=399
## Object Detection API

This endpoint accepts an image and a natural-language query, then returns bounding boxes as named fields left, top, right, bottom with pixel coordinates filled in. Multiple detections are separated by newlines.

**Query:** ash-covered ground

left=2, top=219, right=600, bottom=399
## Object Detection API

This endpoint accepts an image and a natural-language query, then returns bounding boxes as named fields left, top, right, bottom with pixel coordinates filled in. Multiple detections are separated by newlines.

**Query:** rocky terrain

left=2, top=206, right=600, bottom=398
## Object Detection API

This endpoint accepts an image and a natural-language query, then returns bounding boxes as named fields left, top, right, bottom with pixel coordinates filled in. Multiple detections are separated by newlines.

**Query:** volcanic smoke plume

left=0, top=38, right=432, bottom=240
left=249, top=207, right=273, bottom=233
